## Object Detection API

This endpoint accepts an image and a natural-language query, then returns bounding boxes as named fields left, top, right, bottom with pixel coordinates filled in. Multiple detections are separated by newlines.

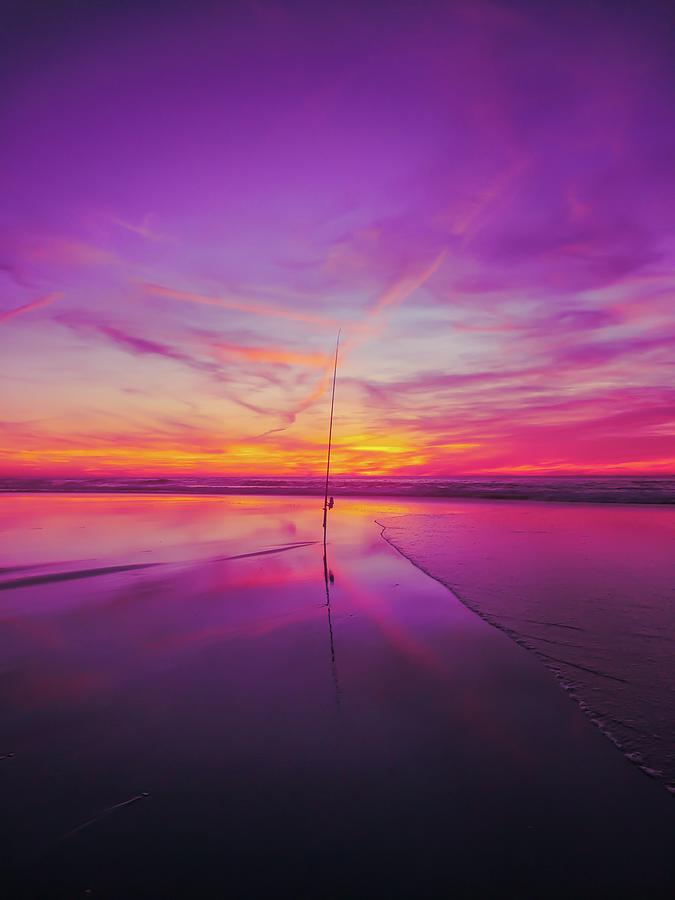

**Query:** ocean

left=1, top=474, right=674, bottom=503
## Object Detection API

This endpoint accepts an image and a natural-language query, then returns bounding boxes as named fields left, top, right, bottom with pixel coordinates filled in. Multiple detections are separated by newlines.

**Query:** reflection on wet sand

left=0, top=494, right=674, bottom=896
left=323, top=542, right=341, bottom=713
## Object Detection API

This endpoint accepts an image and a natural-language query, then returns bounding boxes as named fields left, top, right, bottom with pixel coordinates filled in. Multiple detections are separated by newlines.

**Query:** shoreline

left=1, top=484, right=675, bottom=505
left=378, top=517, right=674, bottom=796
left=377, top=504, right=675, bottom=797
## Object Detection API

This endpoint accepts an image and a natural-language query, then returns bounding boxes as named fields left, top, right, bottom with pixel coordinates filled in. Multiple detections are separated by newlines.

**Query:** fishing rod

left=323, top=330, right=340, bottom=713
left=321, top=328, right=341, bottom=713
left=322, top=329, right=340, bottom=541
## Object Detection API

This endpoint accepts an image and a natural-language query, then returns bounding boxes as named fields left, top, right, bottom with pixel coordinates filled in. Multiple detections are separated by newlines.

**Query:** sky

left=1, top=0, right=674, bottom=477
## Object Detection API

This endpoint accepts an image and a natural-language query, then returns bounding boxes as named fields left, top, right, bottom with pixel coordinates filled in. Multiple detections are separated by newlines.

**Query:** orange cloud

left=483, top=457, right=675, bottom=475
left=210, top=342, right=328, bottom=367
left=141, top=282, right=340, bottom=327
left=26, top=238, right=114, bottom=267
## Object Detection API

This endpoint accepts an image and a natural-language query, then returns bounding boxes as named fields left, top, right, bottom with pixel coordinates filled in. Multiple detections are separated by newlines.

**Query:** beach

left=1, top=493, right=674, bottom=896
left=378, top=499, right=675, bottom=793
left=4, top=0, right=675, bottom=893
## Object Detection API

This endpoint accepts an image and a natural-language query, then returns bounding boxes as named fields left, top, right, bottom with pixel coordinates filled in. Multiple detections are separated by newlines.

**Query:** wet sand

left=378, top=501, right=675, bottom=793
left=1, top=494, right=674, bottom=897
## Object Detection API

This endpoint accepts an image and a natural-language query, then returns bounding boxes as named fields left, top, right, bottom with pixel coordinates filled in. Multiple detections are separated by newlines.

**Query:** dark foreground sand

left=0, top=494, right=673, bottom=897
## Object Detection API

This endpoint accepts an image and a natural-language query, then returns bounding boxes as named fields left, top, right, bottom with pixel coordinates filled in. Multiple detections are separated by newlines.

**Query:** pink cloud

left=0, top=292, right=61, bottom=324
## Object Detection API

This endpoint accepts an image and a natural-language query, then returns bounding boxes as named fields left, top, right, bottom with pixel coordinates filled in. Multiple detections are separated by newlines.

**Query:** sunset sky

left=2, top=0, right=674, bottom=476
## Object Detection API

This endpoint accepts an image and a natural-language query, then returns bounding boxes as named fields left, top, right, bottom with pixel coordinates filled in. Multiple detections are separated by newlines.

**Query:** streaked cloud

left=0, top=293, right=62, bottom=324
left=141, top=282, right=340, bottom=328
left=1, top=0, right=673, bottom=476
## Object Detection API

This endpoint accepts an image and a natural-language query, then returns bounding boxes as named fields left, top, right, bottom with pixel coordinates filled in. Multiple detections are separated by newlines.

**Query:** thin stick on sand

left=58, top=793, right=151, bottom=843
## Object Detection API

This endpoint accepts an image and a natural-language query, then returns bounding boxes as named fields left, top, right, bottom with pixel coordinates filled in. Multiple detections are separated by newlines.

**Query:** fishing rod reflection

left=322, top=541, right=341, bottom=712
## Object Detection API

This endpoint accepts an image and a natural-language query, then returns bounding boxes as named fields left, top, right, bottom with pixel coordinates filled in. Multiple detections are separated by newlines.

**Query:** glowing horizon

left=2, top=1, right=674, bottom=477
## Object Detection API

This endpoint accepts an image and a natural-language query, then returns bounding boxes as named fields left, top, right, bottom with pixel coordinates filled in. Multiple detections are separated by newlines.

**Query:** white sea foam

left=378, top=502, right=675, bottom=793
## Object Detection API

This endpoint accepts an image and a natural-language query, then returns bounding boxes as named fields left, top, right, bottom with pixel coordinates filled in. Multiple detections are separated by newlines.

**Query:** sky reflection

left=2, top=493, right=674, bottom=893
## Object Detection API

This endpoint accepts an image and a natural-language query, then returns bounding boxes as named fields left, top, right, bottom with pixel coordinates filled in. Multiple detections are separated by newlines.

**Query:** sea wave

left=378, top=507, right=675, bottom=793
left=1, top=475, right=674, bottom=504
